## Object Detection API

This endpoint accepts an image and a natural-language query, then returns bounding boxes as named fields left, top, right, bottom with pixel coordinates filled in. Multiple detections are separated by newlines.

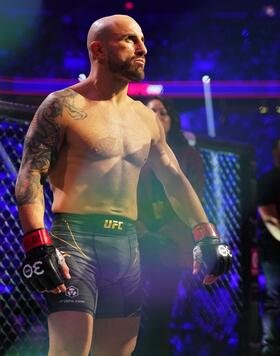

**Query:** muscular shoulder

left=131, top=100, right=161, bottom=142
left=42, top=88, right=74, bottom=105
left=36, top=88, right=87, bottom=126
left=36, top=89, right=70, bottom=120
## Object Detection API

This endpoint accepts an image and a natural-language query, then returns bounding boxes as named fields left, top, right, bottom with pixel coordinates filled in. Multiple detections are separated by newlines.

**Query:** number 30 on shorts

left=23, top=261, right=45, bottom=278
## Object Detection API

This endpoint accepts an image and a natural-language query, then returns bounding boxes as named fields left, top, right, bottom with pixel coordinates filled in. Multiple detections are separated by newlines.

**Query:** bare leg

left=48, top=311, right=93, bottom=356
left=92, top=316, right=140, bottom=356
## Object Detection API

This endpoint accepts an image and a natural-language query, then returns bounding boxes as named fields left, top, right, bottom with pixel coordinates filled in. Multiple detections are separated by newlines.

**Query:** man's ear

left=90, top=41, right=105, bottom=63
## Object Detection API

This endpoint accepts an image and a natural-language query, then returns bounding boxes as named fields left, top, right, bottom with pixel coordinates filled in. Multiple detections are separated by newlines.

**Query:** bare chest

left=66, top=111, right=151, bottom=166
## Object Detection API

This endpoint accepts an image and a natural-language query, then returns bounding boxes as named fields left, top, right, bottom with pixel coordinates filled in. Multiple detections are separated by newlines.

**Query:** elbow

left=15, top=171, right=43, bottom=206
left=15, top=174, right=23, bottom=205
left=163, top=169, right=185, bottom=190
left=15, top=178, right=26, bottom=207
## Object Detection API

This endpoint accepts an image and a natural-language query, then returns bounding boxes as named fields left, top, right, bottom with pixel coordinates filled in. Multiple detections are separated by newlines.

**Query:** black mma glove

left=22, top=228, right=65, bottom=292
left=192, top=222, right=232, bottom=277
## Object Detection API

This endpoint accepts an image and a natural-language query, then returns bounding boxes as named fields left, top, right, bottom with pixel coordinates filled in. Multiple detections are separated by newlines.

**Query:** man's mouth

left=133, top=58, right=145, bottom=66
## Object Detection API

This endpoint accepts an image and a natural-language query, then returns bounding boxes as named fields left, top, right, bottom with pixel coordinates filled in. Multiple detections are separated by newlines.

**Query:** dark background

left=1, top=0, right=280, bottom=175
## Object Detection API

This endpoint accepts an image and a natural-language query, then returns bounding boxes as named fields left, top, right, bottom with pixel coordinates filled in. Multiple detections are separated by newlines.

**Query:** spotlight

left=202, top=75, right=211, bottom=84
left=263, top=5, right=276, bottom=17
left=147, top=84, right=163, bottom=95
left=258, top=105, right=269, bottom=114
left=202, top=74, right=215, bottom=137
left=124, top=2, right=134, bottom=10
left=78, top=73, right=86, bottom=81
left=275, top=106, right=280, bottom=114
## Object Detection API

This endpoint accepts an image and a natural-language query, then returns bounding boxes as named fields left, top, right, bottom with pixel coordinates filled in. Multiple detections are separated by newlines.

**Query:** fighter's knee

left=49, top=345, right=89, bottom=356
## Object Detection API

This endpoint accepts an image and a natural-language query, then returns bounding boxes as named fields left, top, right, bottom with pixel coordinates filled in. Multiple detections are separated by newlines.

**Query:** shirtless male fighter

left=15, top=14, right=232, bottom=356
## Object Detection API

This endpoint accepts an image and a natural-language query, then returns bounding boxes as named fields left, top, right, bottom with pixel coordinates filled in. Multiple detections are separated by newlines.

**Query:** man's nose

left=136, top=41, right=147, bottom=56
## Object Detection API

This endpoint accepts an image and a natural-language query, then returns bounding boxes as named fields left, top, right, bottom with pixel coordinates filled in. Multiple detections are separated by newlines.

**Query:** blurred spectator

left=257, top=138, right=280, bottom=356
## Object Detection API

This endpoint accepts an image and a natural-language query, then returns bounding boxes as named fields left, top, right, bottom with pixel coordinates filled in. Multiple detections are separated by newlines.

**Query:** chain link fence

left=0, top=116, right=52, bottom=355
left=171, top=144, right=254, bottom=355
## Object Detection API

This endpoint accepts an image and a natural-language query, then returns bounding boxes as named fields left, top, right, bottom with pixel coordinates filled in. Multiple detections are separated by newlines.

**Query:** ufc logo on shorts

left=22, top=261, right=45, bottom=279
left=218, top=245, right=232, bottom=257
left=104, top=219, right=123, bottom=230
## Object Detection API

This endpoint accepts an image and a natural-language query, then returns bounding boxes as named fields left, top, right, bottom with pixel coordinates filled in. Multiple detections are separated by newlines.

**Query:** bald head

left=86, top=14, right=146, bottom=81
left=87, top=14, right=141, bottom=49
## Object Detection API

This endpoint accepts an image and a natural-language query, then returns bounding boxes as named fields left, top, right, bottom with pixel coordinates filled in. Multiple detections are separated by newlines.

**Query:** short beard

left=108, top=56, right=145, bottom=82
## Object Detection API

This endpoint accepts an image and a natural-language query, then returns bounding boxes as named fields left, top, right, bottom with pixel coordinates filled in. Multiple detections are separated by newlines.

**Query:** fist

left=22, top=228, right=70, bottom=292
left=193, top=240, right=232, bottom=276
left=22, top=245, right=65, bottom=292
left=192, top=223, right=232, bottom=283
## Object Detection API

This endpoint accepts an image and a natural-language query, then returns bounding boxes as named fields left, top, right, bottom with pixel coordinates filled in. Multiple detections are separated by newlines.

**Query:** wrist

left=192, top=222, right=220, bottom=242
left=23, top=228, right=53, bottom=252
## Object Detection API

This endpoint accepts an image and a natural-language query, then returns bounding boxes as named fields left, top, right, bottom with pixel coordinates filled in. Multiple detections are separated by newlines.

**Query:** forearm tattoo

left=15, top=174, right=44, bottom=206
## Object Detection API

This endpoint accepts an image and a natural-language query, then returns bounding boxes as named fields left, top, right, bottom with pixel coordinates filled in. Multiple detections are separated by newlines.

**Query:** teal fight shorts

left=46, top=213, right=142, bottom=318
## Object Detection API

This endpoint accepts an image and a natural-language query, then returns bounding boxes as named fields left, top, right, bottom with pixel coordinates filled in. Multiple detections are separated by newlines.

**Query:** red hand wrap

left=23, top=228, right=53, bottom=252
left=193, top=222, right=220, bottom=242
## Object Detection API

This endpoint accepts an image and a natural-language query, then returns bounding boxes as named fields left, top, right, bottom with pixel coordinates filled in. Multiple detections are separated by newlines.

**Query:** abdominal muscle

left=49, top=155, right=140, bottom=220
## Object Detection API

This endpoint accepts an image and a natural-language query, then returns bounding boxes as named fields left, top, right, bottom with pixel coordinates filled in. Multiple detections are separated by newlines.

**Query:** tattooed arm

left=15, top=92, right=66, bottom=233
